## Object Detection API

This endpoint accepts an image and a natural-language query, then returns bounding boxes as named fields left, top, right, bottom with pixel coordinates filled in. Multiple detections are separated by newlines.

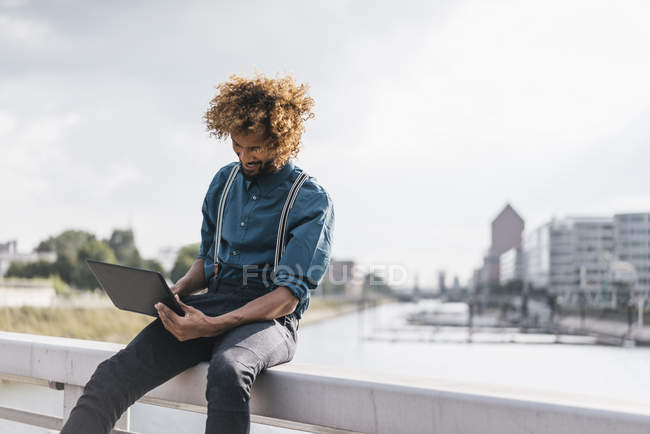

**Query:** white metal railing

left=1, top=331, right=650, bottom=434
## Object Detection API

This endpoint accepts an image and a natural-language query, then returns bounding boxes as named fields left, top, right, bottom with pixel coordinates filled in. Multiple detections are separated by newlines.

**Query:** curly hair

left=204, top=73, right=315, bottom=170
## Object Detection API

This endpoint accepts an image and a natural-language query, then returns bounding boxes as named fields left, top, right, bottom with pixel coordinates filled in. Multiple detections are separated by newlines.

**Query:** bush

left=171, top=243, right=200, bottom=282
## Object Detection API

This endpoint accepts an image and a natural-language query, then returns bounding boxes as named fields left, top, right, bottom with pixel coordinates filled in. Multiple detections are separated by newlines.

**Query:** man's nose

left=241, top=149, right=257, bottom=162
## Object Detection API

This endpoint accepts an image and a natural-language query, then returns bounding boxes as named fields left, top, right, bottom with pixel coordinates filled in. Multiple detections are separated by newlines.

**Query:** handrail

left=1, top=331, right=650, bottom=433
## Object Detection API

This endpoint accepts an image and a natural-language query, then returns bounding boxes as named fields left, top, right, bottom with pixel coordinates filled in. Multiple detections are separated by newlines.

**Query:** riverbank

left=558, top=315, right=650, bottom=346
left=408, top=303, right=650, bottom=347
left=301, top=296, right=395, bottom=326
left=0, top=296, right=385, bottom=343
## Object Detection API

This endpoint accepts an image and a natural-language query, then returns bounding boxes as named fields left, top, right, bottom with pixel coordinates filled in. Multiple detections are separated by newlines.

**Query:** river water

left=2, top=299, right=649, bottom=433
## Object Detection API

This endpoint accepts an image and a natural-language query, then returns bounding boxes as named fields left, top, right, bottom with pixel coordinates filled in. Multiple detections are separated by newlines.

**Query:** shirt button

left=252, top=195, right=257, bottom=200
left=232, top=250, right=239, bottom=256
left=240, top=221, right=245, bottom=227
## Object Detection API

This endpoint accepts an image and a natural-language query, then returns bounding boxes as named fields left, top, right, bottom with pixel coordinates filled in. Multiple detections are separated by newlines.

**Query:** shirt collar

left=242, top=159, right=295, bottom=195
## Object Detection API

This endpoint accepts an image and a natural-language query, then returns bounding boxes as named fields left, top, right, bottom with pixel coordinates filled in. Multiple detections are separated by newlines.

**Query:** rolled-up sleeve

left=271, top=189, right=335, bottom=318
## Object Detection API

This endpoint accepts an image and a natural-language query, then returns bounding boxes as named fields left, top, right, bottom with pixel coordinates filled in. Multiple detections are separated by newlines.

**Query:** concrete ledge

left=1, top=331, right=650, bottom=433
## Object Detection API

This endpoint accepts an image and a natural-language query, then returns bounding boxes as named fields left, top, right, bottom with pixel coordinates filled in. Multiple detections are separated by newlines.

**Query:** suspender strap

left=274, top=171, right=309, bottom=270
left=212, top=162, right=309, bottom=275
left=213, top=163, right=241, bottom=269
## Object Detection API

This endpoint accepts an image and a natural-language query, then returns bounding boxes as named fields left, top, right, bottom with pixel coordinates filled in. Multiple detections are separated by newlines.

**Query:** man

left=61, top=73, right=335, bottom=434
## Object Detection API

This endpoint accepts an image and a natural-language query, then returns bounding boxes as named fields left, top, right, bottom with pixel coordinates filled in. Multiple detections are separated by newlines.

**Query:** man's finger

left=158, top=309, right=171, bottom=330
left=158, top=308, right=183, bottom=339
left=175, top=295, right=199, bottom=314
left=157, top=302, right=180, bottom=325
left=175, top=294, right=190, bottom=310
left=157, top=305, right=171, bottom=326
left=157, top=304, right=179, bottom=333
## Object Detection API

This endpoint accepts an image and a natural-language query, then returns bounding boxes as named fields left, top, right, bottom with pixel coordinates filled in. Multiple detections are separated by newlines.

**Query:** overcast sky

left=2, top=0, right=650, bottom=288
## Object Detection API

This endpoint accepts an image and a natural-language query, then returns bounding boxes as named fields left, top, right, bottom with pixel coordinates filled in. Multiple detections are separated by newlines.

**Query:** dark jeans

left=60, top=276, right=299, bottom=434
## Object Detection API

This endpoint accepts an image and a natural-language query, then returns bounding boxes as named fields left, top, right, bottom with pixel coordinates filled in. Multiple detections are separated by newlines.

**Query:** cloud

left=1, top=0, right=650, bottom=286
left=0, top=13, right=52, bottom=44
left=0, top=0, right=28, bottom=8
left=21, top=112, right=80, bottom=144
left=0, top=111, right=16, bottom=137
left=100, top=163, right=143, bottom=196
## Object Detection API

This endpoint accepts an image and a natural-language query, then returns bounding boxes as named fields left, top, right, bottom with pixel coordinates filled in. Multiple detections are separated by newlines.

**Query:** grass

left=0, top=306, right=154, bottom=344
left=0, top=296, right=362, bottom=344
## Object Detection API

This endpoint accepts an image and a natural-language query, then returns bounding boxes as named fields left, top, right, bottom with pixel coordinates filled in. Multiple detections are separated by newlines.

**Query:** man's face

left=231, top=129, right=277, bottom=180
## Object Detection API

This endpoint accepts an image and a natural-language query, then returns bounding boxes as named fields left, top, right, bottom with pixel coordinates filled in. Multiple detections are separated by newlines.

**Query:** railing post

left=63, top=384, right=83, bottom=424
left=63, top=384, right=130, bottom=431
left=116, top=407, right=131, bottom=432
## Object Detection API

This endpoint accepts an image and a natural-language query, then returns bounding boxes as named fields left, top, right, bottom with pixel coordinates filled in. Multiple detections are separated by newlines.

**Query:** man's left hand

left=155, top=295, right=227, bottom=341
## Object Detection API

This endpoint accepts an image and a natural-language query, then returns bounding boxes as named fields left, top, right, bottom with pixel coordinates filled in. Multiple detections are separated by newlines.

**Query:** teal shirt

left=196, top=160, right=335, bottom=320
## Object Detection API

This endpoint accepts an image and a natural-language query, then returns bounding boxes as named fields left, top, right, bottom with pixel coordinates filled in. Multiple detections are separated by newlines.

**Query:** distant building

left=523, top=222, right=551, bottom=289
left=491, top=204, right=525, bottom=257
left=480, top=208, right=650, bottom=309
left=0, top=240, right=17, bottom=255
left=476, top=204, right=525, bottom=290
left=437, top=270, right=446, bottom=295
left=469, top=268, right=482, bottom=293
left=321, top=259, right=363, bottom=297
left=0, top=240, right=57, bottom=277
left=524, top=217, right=615, bottom=304
left=328, top=259, right=354, bottom=284
left=499, top=246, right=525, bottom=285
left=614, top=213, right=650, bottom=296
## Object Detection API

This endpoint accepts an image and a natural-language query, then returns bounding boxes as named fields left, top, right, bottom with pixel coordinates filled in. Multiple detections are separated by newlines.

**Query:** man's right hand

left=170, top=283, right=187, bottom=297
left=167, top=258, right=210, bottom=298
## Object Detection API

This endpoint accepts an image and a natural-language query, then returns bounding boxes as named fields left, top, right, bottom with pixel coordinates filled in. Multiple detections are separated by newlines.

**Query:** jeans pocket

left=281, top=316, right=298, bottom=360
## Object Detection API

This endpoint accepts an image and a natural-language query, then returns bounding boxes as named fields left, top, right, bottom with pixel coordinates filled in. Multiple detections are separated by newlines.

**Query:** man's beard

left=240, top=159, right=278, bottom=181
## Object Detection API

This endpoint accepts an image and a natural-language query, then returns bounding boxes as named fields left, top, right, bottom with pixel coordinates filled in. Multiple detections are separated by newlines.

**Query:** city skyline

left=2, top=0, right=650, bottom=287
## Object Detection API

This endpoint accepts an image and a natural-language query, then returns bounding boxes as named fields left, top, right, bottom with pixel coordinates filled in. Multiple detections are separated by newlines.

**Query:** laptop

left=86, top=259, right=185, bottom=317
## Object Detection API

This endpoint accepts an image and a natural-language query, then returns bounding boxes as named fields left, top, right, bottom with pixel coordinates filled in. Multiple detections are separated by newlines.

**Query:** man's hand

left=155, top=295, right=228, bottom=341
left=167, top=258, right=211, bottom=297
left=169, top=283, right=184, bottom=296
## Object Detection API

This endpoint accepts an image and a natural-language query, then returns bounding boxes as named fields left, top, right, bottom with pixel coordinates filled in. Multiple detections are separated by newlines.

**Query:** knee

left=67, top=350, right=136, bottom=430
left=85, top=348, right=142, bottom=405
left=206, top=347, right=261, bottom=406
left=87, top=350, right=127, bottom=393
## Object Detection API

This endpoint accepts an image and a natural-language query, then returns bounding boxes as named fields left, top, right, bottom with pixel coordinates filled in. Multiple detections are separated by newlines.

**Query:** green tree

left=37, top=229, right=94, bottom=257
left=33, top=228, right=165, bottom=288
left=171, top=243, right=200, bottom=282
left=36, top=230, right=96, bottom=285
left=54, top=252, right=76, bottom=284
left=75, top=238, right=117, bottom=289
left=5, top=260, right=56, bottom=279
left=143, top=259, right=167, bottom=277
left=51, top=274, right=71, bottom=295
left=106, top=229, right=143, bottom=268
